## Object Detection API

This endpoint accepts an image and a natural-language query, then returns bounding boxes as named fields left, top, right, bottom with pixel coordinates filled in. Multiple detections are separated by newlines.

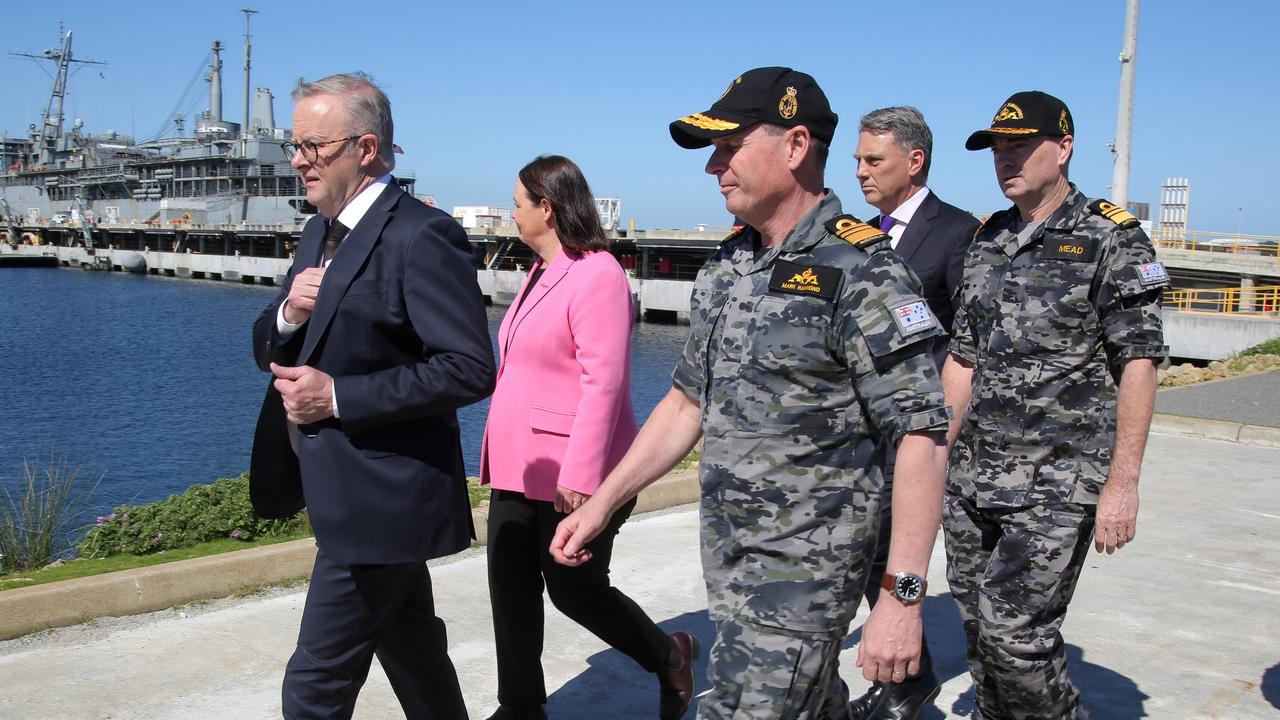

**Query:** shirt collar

left=780, top=190, right=843, bottom=252
left=884, top=186, right=931, bottom=227
left=335, top=174, right=393, bottom=230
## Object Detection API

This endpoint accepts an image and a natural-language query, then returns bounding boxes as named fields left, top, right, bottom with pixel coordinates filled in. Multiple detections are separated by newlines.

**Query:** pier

left=3, top=221, right=1279, bottom=360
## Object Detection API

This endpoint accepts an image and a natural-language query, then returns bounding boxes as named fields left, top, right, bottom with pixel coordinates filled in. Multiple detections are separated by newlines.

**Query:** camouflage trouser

left=699, top=616, right=852, bottom=720
left=943, top=494, right=1096, bottom=720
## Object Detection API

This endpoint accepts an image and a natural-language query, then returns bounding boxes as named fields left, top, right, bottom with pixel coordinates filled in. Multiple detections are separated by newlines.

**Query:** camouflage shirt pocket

left=734, top=294, right=846, bottom=436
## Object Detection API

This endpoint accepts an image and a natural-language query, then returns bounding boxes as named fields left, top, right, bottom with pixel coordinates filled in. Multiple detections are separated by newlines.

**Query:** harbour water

left=0, top=268, right=686, bottom=517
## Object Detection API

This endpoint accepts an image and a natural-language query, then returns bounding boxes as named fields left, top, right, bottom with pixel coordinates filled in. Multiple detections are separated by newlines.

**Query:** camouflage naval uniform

left=671, top=191, right=951, bottom=719
left=945, top=185, right=1168, bottom=720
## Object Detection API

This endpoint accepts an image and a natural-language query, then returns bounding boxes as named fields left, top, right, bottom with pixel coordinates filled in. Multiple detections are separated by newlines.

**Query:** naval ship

left=0, top=16, right=413, bottom=247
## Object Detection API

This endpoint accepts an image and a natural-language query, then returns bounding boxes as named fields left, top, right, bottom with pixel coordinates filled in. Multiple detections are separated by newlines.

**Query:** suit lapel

left=892, top=192, right=939, bottom=265
left=299, top=216, right=326, bottom=268
left=299, top=184, right=401, bottom=365
left=501, top=250, right=574, bottom=358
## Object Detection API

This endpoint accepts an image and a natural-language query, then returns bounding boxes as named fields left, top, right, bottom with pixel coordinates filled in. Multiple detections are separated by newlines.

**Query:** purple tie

left=879, top=215, right=895, bottom=233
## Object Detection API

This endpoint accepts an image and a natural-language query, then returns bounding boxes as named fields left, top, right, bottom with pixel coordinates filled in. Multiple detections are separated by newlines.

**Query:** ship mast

left=10, top=28, right=106, bottom=166
left=241, top=8, right=258, bottom=138
left=210, top=40, right=224, bottom=122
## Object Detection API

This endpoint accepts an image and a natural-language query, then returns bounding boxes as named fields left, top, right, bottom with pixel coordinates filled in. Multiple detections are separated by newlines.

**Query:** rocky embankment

left=1158, top=353, right=1280, bottom=387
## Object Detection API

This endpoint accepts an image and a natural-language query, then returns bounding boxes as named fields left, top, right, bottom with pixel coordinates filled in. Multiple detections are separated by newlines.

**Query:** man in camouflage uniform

left=942, top=91, right=1168, bottom=719
left=551, top=67, right=951, bottom=720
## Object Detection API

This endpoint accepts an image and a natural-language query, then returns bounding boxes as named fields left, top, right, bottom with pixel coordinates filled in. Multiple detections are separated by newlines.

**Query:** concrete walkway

left=1155, top=369, right=1280, bottom=428
left=1, top=431, right=1277, bottom=719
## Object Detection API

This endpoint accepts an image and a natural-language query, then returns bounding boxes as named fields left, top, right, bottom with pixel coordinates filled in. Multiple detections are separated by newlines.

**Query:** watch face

left=896, top=574, right=924, bottom=601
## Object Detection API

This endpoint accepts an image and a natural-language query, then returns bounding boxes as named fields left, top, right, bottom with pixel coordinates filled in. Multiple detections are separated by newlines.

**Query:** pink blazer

left=479, top=249, right=638, bottom=502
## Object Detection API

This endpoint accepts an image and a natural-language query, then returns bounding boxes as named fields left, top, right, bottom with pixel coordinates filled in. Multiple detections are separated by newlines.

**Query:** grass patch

left=0, top=455, right=102, bottom=572
left=0, top=528, right=313, bottom=591
left=230, top=575, right=309, bottom=598
left=466, top=476, right=489, bottom=508
left=674, top=442, right=702, bottom=471
left=2, top=475, right=490, bottom=593
left=1241, top=338, right=1280, bottom=357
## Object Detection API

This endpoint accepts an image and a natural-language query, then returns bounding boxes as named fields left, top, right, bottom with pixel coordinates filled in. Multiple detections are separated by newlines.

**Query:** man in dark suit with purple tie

left=849, top=106, right=979, bottom=720
left=250, top=72, right=495, bottom=719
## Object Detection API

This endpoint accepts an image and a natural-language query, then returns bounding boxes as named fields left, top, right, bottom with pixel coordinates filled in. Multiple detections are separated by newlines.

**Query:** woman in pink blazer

left=480, top=156, right=697, bottom=720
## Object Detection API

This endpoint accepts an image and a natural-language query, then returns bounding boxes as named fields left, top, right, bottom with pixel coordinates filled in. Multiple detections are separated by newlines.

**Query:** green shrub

left=1240, top=338, right=1280, bottom=357
left=79, top=473, right=309, bottom=558
left=0, top=456, right=101, bottom=572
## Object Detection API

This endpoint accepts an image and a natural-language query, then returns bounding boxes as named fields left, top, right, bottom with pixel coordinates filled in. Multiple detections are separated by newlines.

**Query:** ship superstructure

left=0, top=16, right=380, bottom=237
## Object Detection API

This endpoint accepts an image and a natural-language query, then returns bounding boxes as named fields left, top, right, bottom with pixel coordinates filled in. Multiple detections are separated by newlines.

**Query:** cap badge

left=779, top=86, right=798, bottom=120
left=993, top=102, right=1024, bottom=124
left=719, top=76, right=742, bottom=101
left=1059, top=109, right=1070, bottom=134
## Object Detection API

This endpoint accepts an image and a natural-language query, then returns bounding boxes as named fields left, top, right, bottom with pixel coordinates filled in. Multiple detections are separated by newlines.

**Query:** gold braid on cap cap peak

left=677, top=113, right=741, bottom=131
left=984, top=127, right=1041, bottom=135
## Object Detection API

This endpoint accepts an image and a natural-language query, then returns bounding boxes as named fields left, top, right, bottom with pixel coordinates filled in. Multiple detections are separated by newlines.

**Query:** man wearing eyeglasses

left=250, top=72, right=495, bottom=719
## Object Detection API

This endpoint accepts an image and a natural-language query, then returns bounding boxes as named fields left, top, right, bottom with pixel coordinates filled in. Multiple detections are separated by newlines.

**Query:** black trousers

left=486, top=489, right=672, bottom=706
left=283, top=546, right=468, bottom=719
left=862, top=449, right=935, bottom=678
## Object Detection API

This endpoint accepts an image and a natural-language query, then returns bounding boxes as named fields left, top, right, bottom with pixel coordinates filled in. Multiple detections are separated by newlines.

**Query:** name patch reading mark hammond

left=1040, top=236, right=1099, bottom=262
left=768, top=260, right=840, bottom=300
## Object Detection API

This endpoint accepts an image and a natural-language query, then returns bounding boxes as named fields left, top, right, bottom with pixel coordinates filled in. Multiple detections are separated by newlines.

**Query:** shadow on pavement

left=1261, top=662, right=1280, bottom=711
left=546, top=610, right=713, bottom=719
left=843, top=593, right=1149, bottom=719
left=548, top=594, right=1151, bottom=718
left=844, top=593, right=970, bottom=720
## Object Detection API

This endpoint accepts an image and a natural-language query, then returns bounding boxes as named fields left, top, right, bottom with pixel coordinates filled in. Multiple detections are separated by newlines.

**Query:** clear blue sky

left=4, top=1, right=1276, bottom=235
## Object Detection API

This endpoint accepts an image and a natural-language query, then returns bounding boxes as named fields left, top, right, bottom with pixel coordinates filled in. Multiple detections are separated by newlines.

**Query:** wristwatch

left=880, top=571, right=928, bottom=605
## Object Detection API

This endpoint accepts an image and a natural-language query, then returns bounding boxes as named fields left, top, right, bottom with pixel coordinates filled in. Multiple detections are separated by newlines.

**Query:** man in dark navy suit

left=848, top=106, right=979, bottom=720
left=250, top=72, right=495, bottom=719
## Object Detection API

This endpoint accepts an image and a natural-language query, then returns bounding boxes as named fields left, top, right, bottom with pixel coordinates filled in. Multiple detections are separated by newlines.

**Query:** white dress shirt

left=275, top=174, right=394, bottom=417
left=883, top=186, right=931, bottom=250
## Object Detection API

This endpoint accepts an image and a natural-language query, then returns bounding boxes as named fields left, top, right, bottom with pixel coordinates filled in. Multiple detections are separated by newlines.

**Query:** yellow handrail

left=1153, top=229, right=1279, bottom=260
left=1164, top=285, right=1280, bottom=315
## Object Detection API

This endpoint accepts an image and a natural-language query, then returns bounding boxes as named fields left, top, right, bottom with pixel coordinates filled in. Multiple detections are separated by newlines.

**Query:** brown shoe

left=658, top=631, right=701, bottom=720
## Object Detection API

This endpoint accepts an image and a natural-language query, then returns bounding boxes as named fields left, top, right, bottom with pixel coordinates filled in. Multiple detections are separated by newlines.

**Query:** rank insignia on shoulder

left=720, top=225, right=748, bottom=245
left=1137, top=261, right=1169, bottom=286
left=974, top=207, right=1012, bottom=239
left=1088, top=199, right=1141, bottom=229
left=824, top=214, right=889, bottom=250
left=768, top=260, right=840, bottom=300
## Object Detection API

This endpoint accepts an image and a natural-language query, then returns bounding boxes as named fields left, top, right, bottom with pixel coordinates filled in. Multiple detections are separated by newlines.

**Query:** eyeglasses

left=281, top=134, right=365, bottom=162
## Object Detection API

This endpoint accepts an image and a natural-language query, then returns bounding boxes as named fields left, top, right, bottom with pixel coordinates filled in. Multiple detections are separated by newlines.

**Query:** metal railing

left=1164, top=285, right=1280, bottom=315
left=1153, top=229, right=1279, bottom=260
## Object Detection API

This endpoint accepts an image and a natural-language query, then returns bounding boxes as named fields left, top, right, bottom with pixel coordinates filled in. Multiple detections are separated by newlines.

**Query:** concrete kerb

left=0, top=470, right=700, bottom=642
left=1150, top=412, right=1280, bottom=448
left=8, top=413, right=1271, bottom=642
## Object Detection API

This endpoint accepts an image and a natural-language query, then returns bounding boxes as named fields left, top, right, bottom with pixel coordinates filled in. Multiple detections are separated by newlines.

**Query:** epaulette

left=1087, top=199, right=1140, bottom=229
left=824, top=214, right=890, bottom=251
left=974, top=207, right=1013, bottom=238
left=719, top=225, right=747, bottom=246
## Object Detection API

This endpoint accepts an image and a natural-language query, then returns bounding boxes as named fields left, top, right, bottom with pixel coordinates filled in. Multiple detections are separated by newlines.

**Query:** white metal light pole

left=1111, top=0, right=1140, bottom=208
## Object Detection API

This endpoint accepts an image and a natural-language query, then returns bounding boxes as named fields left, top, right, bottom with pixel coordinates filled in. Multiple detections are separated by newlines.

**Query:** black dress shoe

left=848, top=682, right=885, bottom=720
left=484, top=705, right=548, bottom=720
left=870, top=672, right=941, bottom=720
left=658, top=631, right=701, bottom=720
